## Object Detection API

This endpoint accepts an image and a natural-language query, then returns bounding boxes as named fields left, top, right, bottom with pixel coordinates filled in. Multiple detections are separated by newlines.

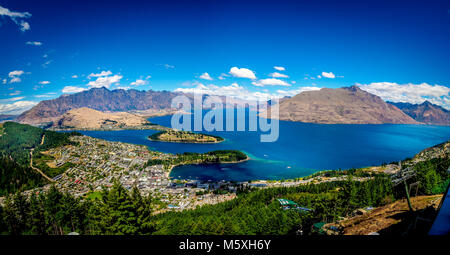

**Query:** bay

left=75, top=111, right=450, bottom=181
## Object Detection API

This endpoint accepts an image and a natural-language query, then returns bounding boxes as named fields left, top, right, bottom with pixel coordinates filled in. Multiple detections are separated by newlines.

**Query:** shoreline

left=138, top=109, right=192, bottom=119
left=148, top=131, right=225, bottom=144
left=148, top=136, right=224, bottom=144
left=45, top=123, right=450, bottom=184
left=48, top=124, right=170, bottom=132
left=166, top=155, right=250, bottom=179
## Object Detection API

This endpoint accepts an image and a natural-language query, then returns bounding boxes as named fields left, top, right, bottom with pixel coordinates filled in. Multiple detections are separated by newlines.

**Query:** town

left=18, top=135, right=243, bottom=212
left=10, top=134, right=380, bottom=213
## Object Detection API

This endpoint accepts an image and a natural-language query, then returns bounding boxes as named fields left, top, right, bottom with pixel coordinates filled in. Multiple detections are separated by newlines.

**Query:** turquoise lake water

left=76, top=112, right=450, bottom=181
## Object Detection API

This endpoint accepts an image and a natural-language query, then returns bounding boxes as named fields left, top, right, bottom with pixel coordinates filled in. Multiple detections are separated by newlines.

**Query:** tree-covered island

left=148, top=130, right=224, bottom=143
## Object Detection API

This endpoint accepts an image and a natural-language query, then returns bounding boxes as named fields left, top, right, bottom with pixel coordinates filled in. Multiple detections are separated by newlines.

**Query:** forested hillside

left=0, top=122, right=80, bottom=195
left=0, top=176, right=393, bottom=235
left=0, top=154, right=448, bottom=235
left=0, top=122, right=448, bottom=235
left=0, top=122, right=78, bottom=164
left=0, top=158, right=45, bottom=196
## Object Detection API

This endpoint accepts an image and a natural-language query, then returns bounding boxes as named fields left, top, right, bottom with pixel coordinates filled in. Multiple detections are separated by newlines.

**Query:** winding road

left=29, top=134, right=55, bottom=183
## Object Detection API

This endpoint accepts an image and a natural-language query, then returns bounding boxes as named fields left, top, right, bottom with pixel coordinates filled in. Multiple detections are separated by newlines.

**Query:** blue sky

left=1, top=0, right=449, bottom=114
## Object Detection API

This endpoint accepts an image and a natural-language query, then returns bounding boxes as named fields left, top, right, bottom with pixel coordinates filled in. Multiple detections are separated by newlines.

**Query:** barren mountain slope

left=262, top=86, right=419, bottom=124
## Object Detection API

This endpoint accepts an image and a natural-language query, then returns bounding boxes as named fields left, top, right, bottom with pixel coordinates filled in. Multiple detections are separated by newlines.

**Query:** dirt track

left=331, top=194, right=443, bottom=235
left=30, top=147, right=55, bottom=183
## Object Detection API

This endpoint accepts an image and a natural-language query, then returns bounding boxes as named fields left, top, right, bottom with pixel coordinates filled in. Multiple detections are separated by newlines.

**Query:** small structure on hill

left=278, top=199, right=314, bottom=212
left=312, top=222, right=326, bottom=235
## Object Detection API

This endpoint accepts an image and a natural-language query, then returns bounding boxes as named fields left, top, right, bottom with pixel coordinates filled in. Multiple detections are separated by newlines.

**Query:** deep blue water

left=75, top=111, right=450, bottom=181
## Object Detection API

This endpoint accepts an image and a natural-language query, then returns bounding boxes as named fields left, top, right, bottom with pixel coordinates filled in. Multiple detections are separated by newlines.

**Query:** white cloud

left=0, top=5, right=31, bottom=32
left=88, top=70, right=112, bottom=78
left=317, top=75, right=321, bottom=79
left=357, top=82, right=450, bottom=109
left=62, top=86, right=87, bottom=93
left=157, top=64, right=175, bottom=69
left=9, top=91, right=21, bottom=96
left=33, top=81, right=50, bottom=90
left=0, top=6, right=30, bottom=18
left=252, top=78, right=290, bottom=87
left=274, top=66, right=285, bottom=71
left=9, top=77, right=21, bottom=83
left=8, top=70, right=24, bottom=77
left=199, top=72, right=213, bottom=80
left=275, top=86, right=321, bottom=97
left=26, top=41, right=42, bottom=46
left=130, top=79, right=148, bottom=86
left=321, top=72, right=336, bottom=78
left=71, top=75, right=78, bottom=78
left=87, top=74, right=122, bottom=88
left=0, top=100, right=37, bottom=115
left=42, top=60, right=52, bottom=68
left=174, top=82, right=317, bottom=102
left=0, top=97, right=25, bottom=102
left=175, top=82, right=264, bottom=101
left=269, top=72, right=289, bottom=78
left=20, top=21, right=30, bottom=31
left=34, top=93, right=57, bottom=98
left=8, top=69, right=28, bottom=83
left=218, top=73, right=229, bottom=80
left=2, top=79, right=6, bottom=84
left=116, top=86, right=131, bottom=90
left=229, top=67, right=256, bottom=79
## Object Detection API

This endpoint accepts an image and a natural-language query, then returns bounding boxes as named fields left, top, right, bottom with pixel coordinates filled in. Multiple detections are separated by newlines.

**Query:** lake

left=76, top=111, right=450, bottom=181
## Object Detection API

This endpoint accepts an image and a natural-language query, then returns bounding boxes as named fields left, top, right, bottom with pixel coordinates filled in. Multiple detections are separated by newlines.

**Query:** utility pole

left=399, top=161, right=414, bottom=212
left=403, top=179, right=414, bottom=212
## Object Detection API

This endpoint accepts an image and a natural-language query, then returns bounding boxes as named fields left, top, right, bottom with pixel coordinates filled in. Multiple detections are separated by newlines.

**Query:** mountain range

left=0, top=115, right=16, bottom=122
left=387, top=101, right=450, bottom=125
left=261, top=86, right=418, bottom=124
left=17, top=87, right=182, bottom=124
left=16, top=86, right=449, bottom=126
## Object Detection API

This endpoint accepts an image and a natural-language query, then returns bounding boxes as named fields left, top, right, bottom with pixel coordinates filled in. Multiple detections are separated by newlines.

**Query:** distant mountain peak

left=421, top=100, right=433, bottom=106
left=17, top=87, right=182, bottom=125
left=261, top=86, right=418, bottom=124
left=343, top=85, right=361, bottom=92
left=388, top=101, right=449, bottom=125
